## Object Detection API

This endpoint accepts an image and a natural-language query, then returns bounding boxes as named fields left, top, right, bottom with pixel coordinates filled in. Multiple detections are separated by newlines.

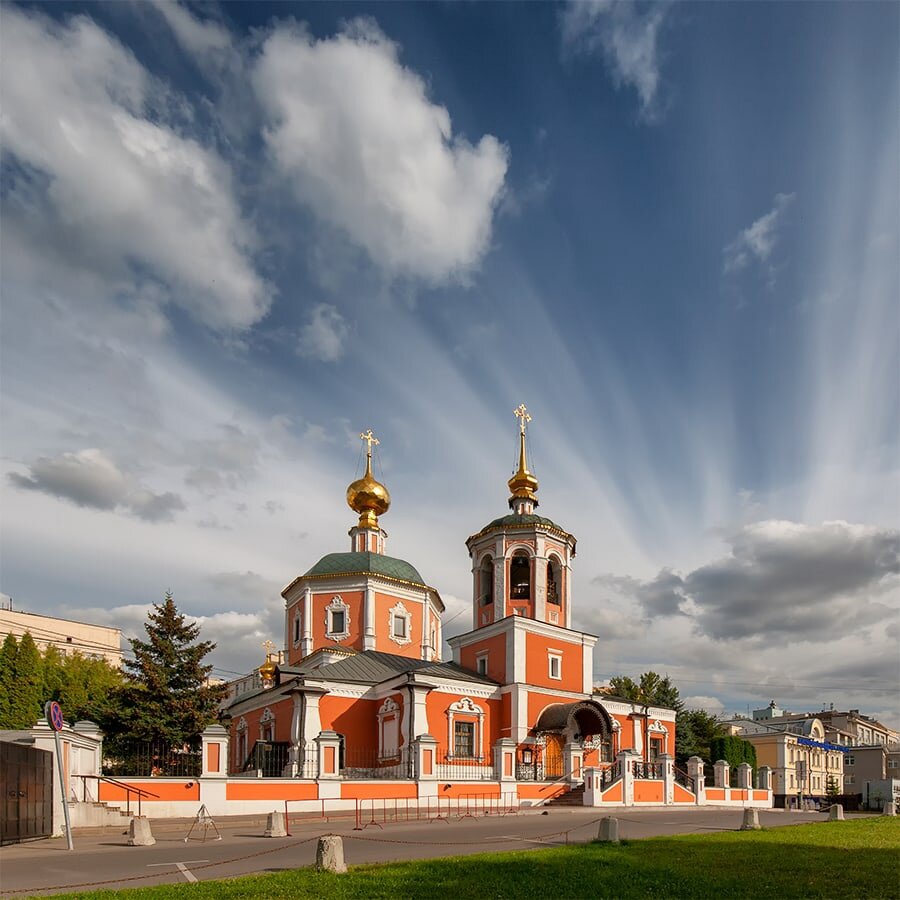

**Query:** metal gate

left=1, top=741, right=53, bottom=844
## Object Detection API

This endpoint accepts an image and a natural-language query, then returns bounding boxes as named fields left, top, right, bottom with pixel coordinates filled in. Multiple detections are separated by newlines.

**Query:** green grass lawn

left=66, top=818, right=899, bottom=900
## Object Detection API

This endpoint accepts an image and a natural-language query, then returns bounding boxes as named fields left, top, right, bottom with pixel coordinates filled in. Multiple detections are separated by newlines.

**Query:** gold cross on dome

left=514, top=404, right=532, bottom=435
left=262, top=639, right=276, bottom=658
left=359, top=429, right=380, bottom=454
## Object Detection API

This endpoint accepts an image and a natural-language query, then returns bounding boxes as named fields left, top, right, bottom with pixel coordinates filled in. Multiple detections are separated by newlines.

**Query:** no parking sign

left=44, top=700, right=73, bottom=849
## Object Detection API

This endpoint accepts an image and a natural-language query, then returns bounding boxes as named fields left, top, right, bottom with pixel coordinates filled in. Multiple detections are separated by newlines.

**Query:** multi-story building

left=723, top=715, right=845, bottom=807
left=0, top=608, right=123, bottom=667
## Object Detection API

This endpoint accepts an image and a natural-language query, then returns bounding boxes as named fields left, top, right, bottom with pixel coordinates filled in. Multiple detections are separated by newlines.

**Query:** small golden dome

left=347, top=429, right=390, bottom=528
left=508, top=406, right=539, bottom=504
left=259, top=657, right=277, bottom=683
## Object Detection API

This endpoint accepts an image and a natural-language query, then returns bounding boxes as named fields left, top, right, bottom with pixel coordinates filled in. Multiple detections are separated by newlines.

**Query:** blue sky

left=1, top=1, right=897, bottom=725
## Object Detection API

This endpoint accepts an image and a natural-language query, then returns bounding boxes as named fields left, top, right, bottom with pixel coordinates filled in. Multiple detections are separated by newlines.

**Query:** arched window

left=480, top=556, right=494, bottom=605
left=510, top=552, right=531, bottom=600
left=547, top=557, right=561, bottom=605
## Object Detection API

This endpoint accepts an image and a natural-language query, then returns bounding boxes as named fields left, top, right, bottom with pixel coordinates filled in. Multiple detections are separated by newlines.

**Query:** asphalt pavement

left=0, top=807, right=832, bottom=896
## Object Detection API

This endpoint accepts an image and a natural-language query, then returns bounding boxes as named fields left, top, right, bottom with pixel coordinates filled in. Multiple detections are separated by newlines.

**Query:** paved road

left=0, top=808, right=830, bottom=896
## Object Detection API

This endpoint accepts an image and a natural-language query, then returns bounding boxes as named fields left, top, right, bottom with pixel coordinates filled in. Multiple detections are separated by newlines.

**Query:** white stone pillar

left=414, top=734, right=439, bottom=781
left=757, top=766, right=772, bottom=791
left=632, top=717, right=644, bottom=755
left=687, top=756, right=706, bottom=806
left=409, top=684, right=431, bottom=739
left=583, top=767, right=601, bottom=806
left=534, top=552, right=547, bottom=622
left=619, top=750, right=636, bottom=806
left=364, top=586, right=376, bottom=650
left=737, top=762, right=753, bottom=790
left=493, top=737, right=517, bottom=783
left=659, top=753, right=674, bottom=805
left=564, top=742, right=585, bottom=784
left=316, top=731, right=343, bottom=780
left=200, top=725, right=229, bottom=777
left=713, top=759, right=730, bottom=789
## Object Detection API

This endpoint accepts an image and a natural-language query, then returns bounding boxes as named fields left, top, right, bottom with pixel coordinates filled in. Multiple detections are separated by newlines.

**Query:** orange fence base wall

left=226, top=782, right=317, bottom=801
left=753, top=790, right=768, bottom=801
left=601, top=781, right=623, bottom=803
left=341, top=783, right=418, bottom=800
left=633, top=781, right=664, bottom=804
left=705, top=788, right=725, bottom=800
left=99, top=780, right=200, bottom=802
left=673, top=784, right=695, bottom=803
left=517, top=783, right=566, bottom=802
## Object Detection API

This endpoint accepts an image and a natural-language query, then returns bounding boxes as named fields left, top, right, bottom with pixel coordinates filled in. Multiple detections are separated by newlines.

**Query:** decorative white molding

left=388, top=600, right=413, bottom=647
left=260, top=707, right=275, bottom=724
left=236, top=716, right=248, bottom=732
left=446, top=697, right=485, bottom=759
left=324, top=595, right=351, bottom=642
left=649, top=719, right=669, bottom=734
left=377, top=697, right=401, bottom=758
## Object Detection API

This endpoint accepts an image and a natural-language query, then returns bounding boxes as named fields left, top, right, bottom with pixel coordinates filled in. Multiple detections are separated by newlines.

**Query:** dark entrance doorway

left=543, top=734, right=565, bottom=778
left=1, top=742, right=53, bottom=844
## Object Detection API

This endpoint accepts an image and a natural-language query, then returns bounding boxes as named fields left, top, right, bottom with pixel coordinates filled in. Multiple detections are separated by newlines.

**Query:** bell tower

left=465, top=406, right=576, bottom=630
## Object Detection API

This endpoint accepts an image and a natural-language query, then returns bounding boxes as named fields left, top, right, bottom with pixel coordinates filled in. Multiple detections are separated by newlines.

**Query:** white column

left=494, top=738, right=517, bottom=782
left=632, top=717, right=643, bottom=755
left=534, top=548, right=547, bottom=623
left=301, top=587, right=313, bottom=656
left=364, top=586, right=376, bottom=650
left=564, top=742, right=584, bottom=785
left=737, top=762, right=753, bottom=790
left=564, top=553, right=573, bottom=628
left=713, top=759, right=730, bottom=788
left=410, top=685, right=430, bottom=738
left=619, top=750, right=636, bottom=806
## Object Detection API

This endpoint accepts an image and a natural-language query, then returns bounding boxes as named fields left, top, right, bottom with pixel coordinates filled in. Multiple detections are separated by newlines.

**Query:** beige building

left=0, top=608, right=123, bottom=667
left=723, top=715, right=845, bottom=808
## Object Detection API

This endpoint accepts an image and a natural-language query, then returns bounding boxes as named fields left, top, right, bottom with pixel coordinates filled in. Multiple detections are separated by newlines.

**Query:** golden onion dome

left=508, top=425, right=539, bottom=503
left=347, top=433, right=390, bottom=528
left=258, top=657, right=277, bottom=683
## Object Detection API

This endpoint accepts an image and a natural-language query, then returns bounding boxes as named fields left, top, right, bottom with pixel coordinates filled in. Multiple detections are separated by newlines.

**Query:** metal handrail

left=77, top=774, right=160, bottom=817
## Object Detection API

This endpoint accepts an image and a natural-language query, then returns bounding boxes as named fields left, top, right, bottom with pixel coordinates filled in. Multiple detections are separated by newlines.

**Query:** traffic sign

left=45, top=700, right=64, bottom=732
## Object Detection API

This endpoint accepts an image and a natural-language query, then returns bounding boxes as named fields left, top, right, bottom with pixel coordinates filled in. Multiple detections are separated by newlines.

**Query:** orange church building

left=223, top=408, right=678, bottom=796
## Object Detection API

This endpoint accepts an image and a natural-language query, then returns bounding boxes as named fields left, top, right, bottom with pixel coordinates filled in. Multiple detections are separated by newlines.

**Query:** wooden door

left=543, top=734, right=565, bottom=779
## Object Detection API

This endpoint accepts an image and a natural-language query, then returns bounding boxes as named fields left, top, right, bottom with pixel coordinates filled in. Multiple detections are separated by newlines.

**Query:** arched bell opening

left=546, top=556, right=562, bottom=605
left=480, top=555, right=494, bottom=606
left=509, top=552, right=531, bottom=600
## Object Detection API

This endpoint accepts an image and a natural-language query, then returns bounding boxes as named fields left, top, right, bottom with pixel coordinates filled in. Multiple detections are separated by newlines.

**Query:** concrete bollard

left=828, top=804, right=844, bottom=821
left=740, top=808, right=761, bottom=830
left=597, top=816, right=620, bottom=844
left=264, top=810, right=287, bottom=838
left=882, top=801, right=896, bottom=817
left=316, top=834, right=347, bottom=874
left=128, top=816, right=156, bottom=846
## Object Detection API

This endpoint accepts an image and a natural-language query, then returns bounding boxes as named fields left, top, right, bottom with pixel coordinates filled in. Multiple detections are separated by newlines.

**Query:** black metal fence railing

left=102, top=740, right=202, bottom=778
left=516, top=762, right=545, bottom=781
left=241, top=741, right=291, bottom=777
left=673, top=767, right=694, bottom=793
left=341, top=748, right=414, bottom=780
left=632, top=761, right=663, bottom=780
left=597, top=760, right=622, bottom=789
left=435, top=754, right=495, bottom=781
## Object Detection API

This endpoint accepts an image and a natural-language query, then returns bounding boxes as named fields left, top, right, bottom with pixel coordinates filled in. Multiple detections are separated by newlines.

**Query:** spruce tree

left=7, top=632, right=45, bottom=728
left=0, top=633, right=18, bottom=727
left=118, top=593, right=225, bottom=745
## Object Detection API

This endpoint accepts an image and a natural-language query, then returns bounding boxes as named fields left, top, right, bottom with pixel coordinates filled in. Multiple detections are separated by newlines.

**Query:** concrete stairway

left=68, top=801, right=134, bottom=829
left=544, top=783, right=586, bottom=808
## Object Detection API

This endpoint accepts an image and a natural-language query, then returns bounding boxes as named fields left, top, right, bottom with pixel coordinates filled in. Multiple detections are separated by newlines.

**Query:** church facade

left=223, top=409, right=679, bottom=797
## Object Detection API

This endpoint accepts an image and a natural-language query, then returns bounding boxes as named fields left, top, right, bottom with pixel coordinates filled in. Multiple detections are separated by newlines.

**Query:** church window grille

left=547, top=558, right=561, bottom=605
left=454, top=722, right=475, bottom=758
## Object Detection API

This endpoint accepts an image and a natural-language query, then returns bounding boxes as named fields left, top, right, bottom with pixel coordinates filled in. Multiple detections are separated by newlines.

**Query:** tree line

left=0, top=593, right=225, bottom=746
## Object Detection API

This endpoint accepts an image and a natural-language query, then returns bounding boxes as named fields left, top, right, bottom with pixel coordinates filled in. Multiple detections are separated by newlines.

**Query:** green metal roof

left=303, top=552, right=426, bottom=586
left=473, top=513, right=571, bottom=535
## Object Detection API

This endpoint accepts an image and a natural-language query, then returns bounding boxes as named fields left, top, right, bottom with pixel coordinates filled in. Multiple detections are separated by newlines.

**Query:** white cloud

left=0, top=6, right=270, bottom=332
left=682, top=695, right=726, bottom=715
left=600, top=519, right=899, bottom=641
left=561, top=0, right=669, bottom=119
left=252, top=19, right=509, bottom=284
left=152, top=1, right=232, bottom=60
left=723, top=192, right=795, bottom=278
left=7, top=448, right=185, bottom=522
left=297, top=304, right=350, bottom=362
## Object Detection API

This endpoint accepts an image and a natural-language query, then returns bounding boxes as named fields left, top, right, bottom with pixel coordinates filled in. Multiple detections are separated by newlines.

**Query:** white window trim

left=377, top=697, right=401, bottom=760
left=475, top=652, right=489, bottom=676
left=293, top=609, right=301, bottom=647
left=648, top=719, right=668, bottom=735
left=259, top=707, right=275, bottom=741
left=446, top=697, right=484, bottom=760
left=325, top=595, right=351, bottom=642
left=548, top=651, right=563, bottom=681
left=388, top=600, right=413, bottom=647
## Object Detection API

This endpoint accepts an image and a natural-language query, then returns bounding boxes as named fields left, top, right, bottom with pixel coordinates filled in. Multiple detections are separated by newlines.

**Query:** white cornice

left=448, top=614, right=597, bottom=647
